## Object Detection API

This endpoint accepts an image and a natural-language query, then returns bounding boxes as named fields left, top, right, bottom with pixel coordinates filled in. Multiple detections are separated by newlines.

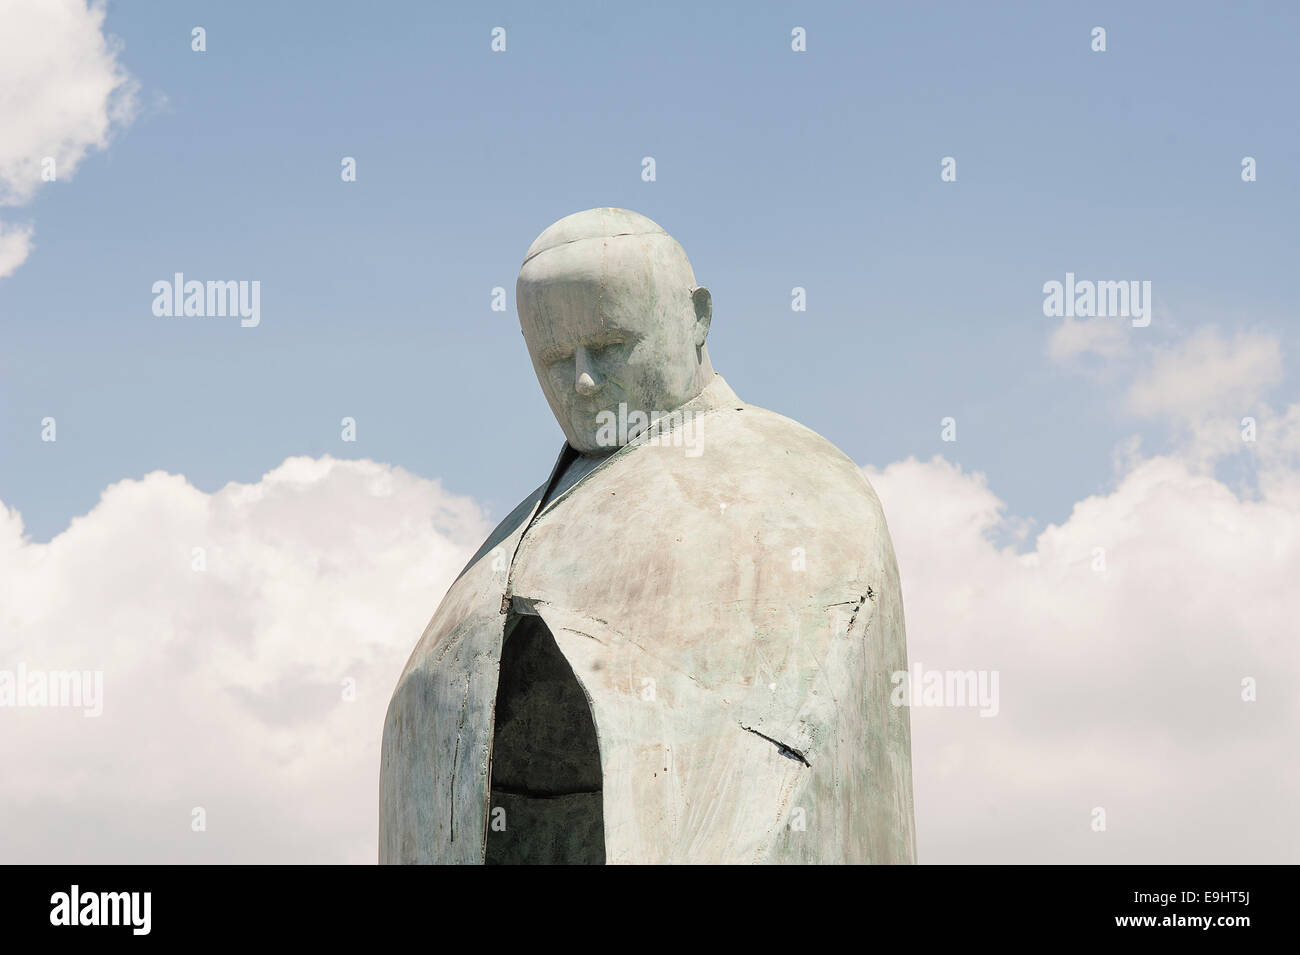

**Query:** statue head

left=517, top=208, right=714, bottom=456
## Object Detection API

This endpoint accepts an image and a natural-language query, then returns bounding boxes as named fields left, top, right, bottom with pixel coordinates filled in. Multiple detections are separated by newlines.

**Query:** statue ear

left=691, top=286, right=712, bottom=348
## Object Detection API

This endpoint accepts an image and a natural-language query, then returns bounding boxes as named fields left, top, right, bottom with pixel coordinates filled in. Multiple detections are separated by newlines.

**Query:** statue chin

left=569, top=438, right=617, bottom=459
left=561, top=419, right=617, bottom=456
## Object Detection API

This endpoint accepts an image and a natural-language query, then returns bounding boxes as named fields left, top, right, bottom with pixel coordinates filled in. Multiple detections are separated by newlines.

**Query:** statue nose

left=575, top=371, right=598, bottom=397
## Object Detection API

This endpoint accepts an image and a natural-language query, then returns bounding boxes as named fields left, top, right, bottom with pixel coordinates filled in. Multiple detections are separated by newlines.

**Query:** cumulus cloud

left=872, top=322, right=1299, bottom=862
left=1117, top=327, right=1291, bottom=476
left=869, top=452, right=1298, bottom=863
left=0, top=457, right=490, bottom=863
left=0, top=0, right=137, bottom=276
left=1127, top=327, right=1283, bottom=424
left=1047, top=316, right=1131, bottom=364
left=2, top=325, right=1296, bottom=863
left=0, top=221, right=34, bottom=279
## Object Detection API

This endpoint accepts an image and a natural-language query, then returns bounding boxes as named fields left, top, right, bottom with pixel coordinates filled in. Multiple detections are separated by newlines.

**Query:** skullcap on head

left=522, top=208, right=668, bottom=265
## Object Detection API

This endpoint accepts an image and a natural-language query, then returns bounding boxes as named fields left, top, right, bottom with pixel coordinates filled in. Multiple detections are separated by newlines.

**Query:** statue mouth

left=567, top=409, right=602, bottom=430
left=569, top=400, right=620, bottom=423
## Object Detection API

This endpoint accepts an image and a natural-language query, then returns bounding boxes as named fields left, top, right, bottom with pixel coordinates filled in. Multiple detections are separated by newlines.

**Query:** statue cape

left=380, top=375, right=917, bottom=863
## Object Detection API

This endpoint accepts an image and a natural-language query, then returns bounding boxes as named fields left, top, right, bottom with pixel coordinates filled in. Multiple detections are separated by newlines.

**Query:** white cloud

left=1113, top=326, right=1293, bottom=475
left=1127, top=327, right=1283, bottom=424
left=1047, top=316, right=1131, bottom=363
left=0, top=0, right=137, bottom=276
left=4, top=379, right=1298, bottom=861
left=868, top=452, right=1300, bottom=863
left=0, top=221, right=34, bottom=279
left=0, top=456, right=490, bottom=863
left=6, top=445, right=1295, bottom=864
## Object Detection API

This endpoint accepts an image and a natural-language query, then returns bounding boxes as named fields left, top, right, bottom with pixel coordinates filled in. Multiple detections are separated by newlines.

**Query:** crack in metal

left=739, top=723, right=810, bottom=767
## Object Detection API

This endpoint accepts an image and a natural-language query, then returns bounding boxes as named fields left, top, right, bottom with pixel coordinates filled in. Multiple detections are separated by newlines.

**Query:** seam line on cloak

left=501, top=441, right=578, bottom=611
left=499, top=376, right=744, bottom=610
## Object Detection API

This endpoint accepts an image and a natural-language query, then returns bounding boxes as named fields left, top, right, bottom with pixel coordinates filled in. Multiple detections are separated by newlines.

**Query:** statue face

left=517, top=229, right=711, bottom=456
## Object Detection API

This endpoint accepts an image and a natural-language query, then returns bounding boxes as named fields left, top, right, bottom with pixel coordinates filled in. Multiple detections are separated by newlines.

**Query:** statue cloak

left=379, top=375, right=917, bottom=863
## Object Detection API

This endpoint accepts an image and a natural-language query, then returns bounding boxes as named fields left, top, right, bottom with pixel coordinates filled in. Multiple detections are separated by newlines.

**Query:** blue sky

left=2, top=0, right=1297, bottom=540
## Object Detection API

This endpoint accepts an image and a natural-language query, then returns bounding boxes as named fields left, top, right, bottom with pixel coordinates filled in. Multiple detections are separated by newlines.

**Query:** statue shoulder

left=453, top=478, right=548, bottom=582
left=713, top=401, right=887, bottom=518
